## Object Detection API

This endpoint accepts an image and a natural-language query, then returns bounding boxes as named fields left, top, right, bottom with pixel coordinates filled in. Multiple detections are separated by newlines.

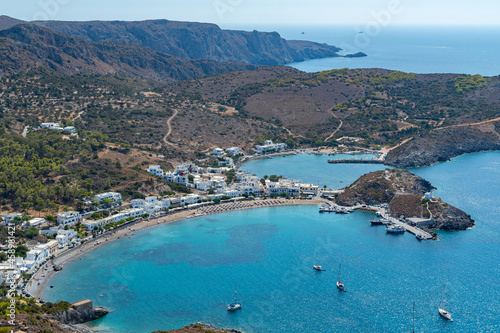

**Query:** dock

left=377, top=209, right=433, bottom=240
left=327, top=159, right=385, bottom=164
left=318, top=199, right=433, bottom=240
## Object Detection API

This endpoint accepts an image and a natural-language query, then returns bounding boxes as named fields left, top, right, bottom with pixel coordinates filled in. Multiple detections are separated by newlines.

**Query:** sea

left=223, top=24, right=500, bottom=76
left=42, top=25, right=500, bottom=332
left=43, top=151, right=500, bottom=333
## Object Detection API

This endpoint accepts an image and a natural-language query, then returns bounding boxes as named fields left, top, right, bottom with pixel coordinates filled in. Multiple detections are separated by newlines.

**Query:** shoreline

left=30, top=198, right=322, bottom=300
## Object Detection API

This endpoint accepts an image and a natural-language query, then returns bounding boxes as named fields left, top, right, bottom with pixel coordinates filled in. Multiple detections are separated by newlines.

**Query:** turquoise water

left=43, top=151, right=500, bottom=332
left=223, top=24, right=500, bottom=76
left=240, top=153, right=389, bottom=189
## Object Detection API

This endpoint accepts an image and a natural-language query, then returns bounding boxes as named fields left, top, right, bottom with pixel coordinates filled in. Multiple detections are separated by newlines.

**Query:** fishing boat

left=370, top=219, right=384, bottom=225
left=438, top=284, right=453, bottom=321
left=227, top=285, right=242, bottom=311
left=336, top=264, right=346, bottom=292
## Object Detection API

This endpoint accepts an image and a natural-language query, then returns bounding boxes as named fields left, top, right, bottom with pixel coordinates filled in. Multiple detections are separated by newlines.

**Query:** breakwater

left=327, top=159, right=385, bottom=164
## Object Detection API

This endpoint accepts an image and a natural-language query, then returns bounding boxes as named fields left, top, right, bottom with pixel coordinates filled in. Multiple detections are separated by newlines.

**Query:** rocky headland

left=385, top=122, right=500, bottom=168
left=336, top=169, right=475, bottom=231
left=154, top=322, right=243, bottom=333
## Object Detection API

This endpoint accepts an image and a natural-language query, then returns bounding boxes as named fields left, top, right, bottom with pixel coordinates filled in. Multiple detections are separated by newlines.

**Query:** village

left=0, top=139, right=329, bottom=293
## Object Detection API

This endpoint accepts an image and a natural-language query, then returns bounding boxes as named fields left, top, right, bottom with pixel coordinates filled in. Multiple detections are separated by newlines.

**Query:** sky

left=3, top=0, right=500, bottom=27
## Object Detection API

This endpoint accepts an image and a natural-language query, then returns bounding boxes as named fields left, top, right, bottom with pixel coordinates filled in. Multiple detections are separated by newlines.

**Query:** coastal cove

left=40, top=151, right=500, bottom=333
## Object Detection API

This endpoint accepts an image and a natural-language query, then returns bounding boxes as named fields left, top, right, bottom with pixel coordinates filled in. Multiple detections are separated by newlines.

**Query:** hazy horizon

left=3, top=1, right=500, bottom=27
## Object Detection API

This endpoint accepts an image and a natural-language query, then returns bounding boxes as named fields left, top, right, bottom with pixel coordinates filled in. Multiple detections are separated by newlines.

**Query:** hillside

left=166, top=68, right=500, bottom=147
left=336, top=169, right=474, bottom=230
left=0, top=24, right=257, bottom=82
left=385, top=120, right=500, bottom=167
left=0, top=17, right=345, bottom=66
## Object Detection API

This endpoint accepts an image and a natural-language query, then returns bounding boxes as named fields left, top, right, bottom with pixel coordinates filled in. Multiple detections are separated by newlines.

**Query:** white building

left=28, top=218, right=47, bottom=228
left=63, top=126, right=76, bottom=133
left=41, top=122, right=61, bottom=130
left=424, top=192, right=433, bottom=200
left=57, top=211, right=80, bottom=227
left=300, top=184, right=319, bottom=196
left=147, top=165, right=164, bottom=177
left=255, top=140, right=286, bottom=153
left=266, top=179, right=300, bottom=197
left=0, top=213, right=22, bottom=225
left=226, top=147, right=240, bottom=155
left=93, top=192, right=122, bottom=203
left=213, top=148, right=225, bottom=156
left=130, top=199, right=146, bottom=208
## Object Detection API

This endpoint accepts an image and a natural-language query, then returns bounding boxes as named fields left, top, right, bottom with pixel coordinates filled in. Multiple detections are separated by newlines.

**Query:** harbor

left=318, top=202, right=433, bottom=240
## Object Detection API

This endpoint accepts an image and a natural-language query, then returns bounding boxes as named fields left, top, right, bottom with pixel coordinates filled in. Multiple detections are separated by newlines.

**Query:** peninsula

left=336, top=169, right=475, bottom=231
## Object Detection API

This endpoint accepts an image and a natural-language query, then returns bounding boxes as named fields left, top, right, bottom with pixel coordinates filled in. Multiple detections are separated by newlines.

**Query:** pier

left=327, top=159, right=385, bottom=164
left=376, top=208, right=433, bottom=240
left=318, top=199, right=433, bottom=240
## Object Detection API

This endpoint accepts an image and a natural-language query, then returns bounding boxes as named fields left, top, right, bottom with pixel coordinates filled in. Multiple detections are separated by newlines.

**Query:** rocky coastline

left=336, top=169, right=475, bottom=231
left=385, top=122, right=500, bottom=168
left=154, top=322, right=243, bottom=333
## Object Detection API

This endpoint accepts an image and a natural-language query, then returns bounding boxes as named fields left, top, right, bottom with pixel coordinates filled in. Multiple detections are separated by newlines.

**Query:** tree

left=24, top=227, right=39, bottom=239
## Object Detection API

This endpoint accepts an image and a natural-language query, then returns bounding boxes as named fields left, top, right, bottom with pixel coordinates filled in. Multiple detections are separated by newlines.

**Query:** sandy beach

left=28, top=198, right=323, bottom=299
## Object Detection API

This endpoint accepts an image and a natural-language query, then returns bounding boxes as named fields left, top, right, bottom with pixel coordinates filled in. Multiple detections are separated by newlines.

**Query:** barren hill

left=0, top=24, right=257, bottom=82
left=337, top=169, right=474, bottom=230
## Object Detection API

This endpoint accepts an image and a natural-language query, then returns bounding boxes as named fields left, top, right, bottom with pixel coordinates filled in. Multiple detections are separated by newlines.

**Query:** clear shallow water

left=224, top=24, right=500, bottom=76
left=44, top=151, right=500, bottom=333
left=240, top=153, right=388, bottom=190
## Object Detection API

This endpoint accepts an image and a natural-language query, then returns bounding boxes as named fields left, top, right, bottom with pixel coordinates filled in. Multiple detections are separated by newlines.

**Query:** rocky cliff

left=0, top=24, right=257, bottom=82
left=0, top=17, right=343, bottom=65
left=46, top=306, right=109, bottom=325
left=336, top=169, right=474, bottom=231
left=385, top=122, right=500, bottom=168
left=154, top=322, right=243, bottom=333
left=32, top=19, right=342, bottom=65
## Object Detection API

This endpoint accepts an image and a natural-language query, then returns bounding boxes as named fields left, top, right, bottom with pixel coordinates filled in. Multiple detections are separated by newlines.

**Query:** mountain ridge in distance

left=0, top=23, right=258, bottom=82
left=0, top=16, right=352, bottom=66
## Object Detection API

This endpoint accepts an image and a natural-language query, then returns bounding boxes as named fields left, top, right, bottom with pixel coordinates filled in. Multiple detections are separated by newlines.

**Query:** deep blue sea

left=223, top=24, right=500, bottom=76
left=44, top=151, right=500, bottom=333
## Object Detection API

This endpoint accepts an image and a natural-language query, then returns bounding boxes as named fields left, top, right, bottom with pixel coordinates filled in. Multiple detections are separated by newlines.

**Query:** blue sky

left=4, top=0, right=500, bottom=26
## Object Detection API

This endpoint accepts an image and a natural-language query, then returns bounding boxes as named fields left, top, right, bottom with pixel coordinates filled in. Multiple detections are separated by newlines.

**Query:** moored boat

left=337, top=264, right=346, bottom=292
left=370, top=219, right=384, bottom=225
left=227, top=285, right=242, bottom=311
left=386, top=225, right=405, bottom=233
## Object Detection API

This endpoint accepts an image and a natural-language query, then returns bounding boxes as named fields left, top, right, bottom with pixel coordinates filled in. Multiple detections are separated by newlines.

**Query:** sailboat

left=227, top=285, right=242, bottom=311
left=438, top=284, right=453, bottom=321
left=313, top=253, right=322, bottom=271
left=336, top=264, right=346, bottom=292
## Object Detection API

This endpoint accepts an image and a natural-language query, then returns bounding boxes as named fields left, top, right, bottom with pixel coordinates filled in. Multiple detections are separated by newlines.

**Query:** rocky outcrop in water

left=47, top=306, right=109, bottom=325
left=154, top=322, right=243, bottom=333
left=385, top=122, right=500, bottom=168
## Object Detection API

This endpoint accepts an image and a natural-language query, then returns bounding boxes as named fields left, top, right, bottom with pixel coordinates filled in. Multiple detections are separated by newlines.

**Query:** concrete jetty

left=327, top=159, right=385, bottom=164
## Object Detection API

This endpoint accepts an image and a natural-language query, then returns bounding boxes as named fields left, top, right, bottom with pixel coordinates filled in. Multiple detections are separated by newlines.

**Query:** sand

left=28, top=198, right=323, bottom=299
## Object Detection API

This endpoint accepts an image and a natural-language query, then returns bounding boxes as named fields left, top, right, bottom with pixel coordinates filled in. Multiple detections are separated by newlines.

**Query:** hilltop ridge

left=0, top=16, right=345, bottom=66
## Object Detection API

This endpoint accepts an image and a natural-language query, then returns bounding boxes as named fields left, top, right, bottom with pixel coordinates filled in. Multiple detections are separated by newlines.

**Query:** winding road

left=162, top=109, right=179, bottom=146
